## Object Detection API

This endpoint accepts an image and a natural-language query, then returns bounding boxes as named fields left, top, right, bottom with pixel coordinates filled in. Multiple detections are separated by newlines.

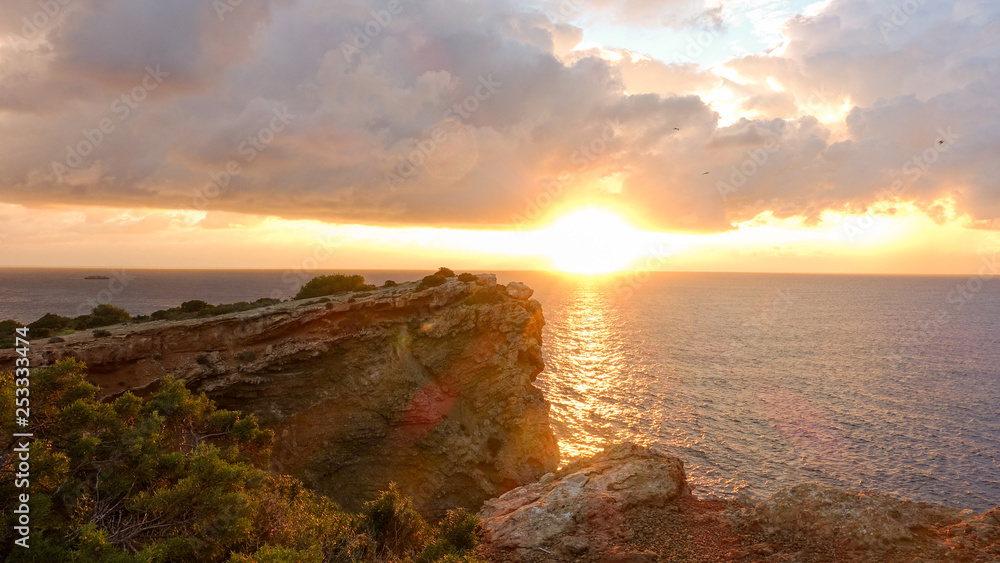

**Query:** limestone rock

left=478, top=443, right=685, bottom=561
left=752, top=482, right=966, bottom=549
left=505, top=281, right=534, bottom=300
left=0, top=277, right=558, bottom=518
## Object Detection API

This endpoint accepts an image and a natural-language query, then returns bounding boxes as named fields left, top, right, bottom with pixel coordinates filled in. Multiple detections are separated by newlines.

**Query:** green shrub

left=92, top=329, right=112, bottom=338
left=0, top=319, right=26, bottom=348
left=28, top=312, right=74, bottom=333
left=420, top=275, right=447, bottom=289
left=361, top=484, right=429, bottom=559
left=294, top=274, right=371, bottom=300
left=85, top=304, right=132, bottom=327
left=181, top=300, right=211, bottom=313
left=418, top=509, right=481, bottom=562
left=0, top=361, right=482, bottom=562
left=457, top=273, right=477, bottom=282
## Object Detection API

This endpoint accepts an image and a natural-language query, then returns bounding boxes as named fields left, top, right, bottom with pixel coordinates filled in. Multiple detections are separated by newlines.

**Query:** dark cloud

left=0, top=0, right=997, bottom=232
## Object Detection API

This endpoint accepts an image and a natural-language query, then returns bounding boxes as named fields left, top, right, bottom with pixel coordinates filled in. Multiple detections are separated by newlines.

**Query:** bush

left=92, top=329, right=112, bottom=338
left=85, top=304, right=132, bottom=328
left=48, top=336, right=66, bottom=344
left=418, top=509, right=481, bottom=562
left=0, top=361, right=483, bottom=562
left=181, top=300, right=212, bottom=313
left=383, top=280, right=398, bottom=287
left=28, top=312, right=74, bottom=332
left=361, top=484, right=428, bottom=559
left=0, top=319, right=26, bottom=348
left=420, top=275, right=447, bottom=289
left=435, top=267, right=456, bottom=278
left=294, top=275, right=371, bottom=300
left=457, top=273, right=477, bottom=282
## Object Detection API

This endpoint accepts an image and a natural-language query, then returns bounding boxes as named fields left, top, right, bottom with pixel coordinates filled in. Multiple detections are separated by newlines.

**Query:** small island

left=83, top=275, right=110, bottom=279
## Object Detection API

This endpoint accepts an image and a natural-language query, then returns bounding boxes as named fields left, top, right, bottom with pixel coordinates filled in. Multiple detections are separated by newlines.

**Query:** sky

left=0, top=0, right=998, bottom=274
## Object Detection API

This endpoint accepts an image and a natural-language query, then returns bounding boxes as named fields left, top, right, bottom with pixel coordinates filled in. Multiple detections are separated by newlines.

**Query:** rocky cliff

left=0, top=274, right=559, bottom=517
left=477, top=443, right=1000, bottom=562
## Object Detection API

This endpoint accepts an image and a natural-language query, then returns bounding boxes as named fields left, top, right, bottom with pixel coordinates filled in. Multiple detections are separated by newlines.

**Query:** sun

left=537, top=208, right=646, bottom=274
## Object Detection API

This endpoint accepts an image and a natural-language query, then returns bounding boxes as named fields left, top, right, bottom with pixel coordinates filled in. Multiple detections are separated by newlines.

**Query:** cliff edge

left=1, top=274, right=559, bottom=517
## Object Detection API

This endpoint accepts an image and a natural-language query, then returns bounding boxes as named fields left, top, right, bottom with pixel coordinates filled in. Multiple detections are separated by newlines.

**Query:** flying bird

left=674, top=127, right=681, bottom=131
left=703, top=172, right=710, bottom=175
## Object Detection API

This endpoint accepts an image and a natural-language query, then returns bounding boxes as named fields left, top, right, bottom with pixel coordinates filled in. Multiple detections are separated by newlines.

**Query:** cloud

left=0, top=0, right=997, bottom=233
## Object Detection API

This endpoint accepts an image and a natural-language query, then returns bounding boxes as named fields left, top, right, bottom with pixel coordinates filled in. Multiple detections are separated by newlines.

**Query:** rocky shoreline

left=4, top=275, right=997, bottom=561
left=475, top=443, right=1000, bottom=562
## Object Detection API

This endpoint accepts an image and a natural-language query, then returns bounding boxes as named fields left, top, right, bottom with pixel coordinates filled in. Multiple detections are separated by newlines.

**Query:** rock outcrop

left=477, top=444, right=1000, bottom=562
left=478, top=443, right=686, bottom=561
left=0, top=275, right=559, bottom=517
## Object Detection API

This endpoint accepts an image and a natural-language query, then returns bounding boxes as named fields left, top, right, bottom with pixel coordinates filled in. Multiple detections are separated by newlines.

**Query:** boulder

left=506, top=281, right=534, bottom=300
left=479, top=443, right=686, bottom=560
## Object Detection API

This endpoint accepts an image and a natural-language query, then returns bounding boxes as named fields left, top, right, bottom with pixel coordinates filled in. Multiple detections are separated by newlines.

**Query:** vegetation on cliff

left=293, top=274, right=374, bottom=300
left=1, top=360, right=483, bottom=562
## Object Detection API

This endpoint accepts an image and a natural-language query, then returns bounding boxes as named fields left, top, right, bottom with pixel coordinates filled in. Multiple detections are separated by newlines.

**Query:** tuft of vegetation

left=92, top=329, right=112, bottom=338
left=434, top=268, right=456, bottom=278
left=0, top=361, right=484, bottom=562
left=382, top=280, right=398, bottom=288
left=48, top=336, right=66, bottom=344
left=294, top=274, right=374, bottom=300
left=16, top=304, right=133, bottom=342
left=0, top=319, right=26, bottom=348
left=146, top=298, right=281, bottom=323
left=420, top=275, right=447, bottom=289
left=457, top=273, right=477, bottom=283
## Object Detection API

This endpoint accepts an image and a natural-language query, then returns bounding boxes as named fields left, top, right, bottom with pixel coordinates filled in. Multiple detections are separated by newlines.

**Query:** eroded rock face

left=749, top=482, right=1000, bottom=560
left=478, top=443, right=686, bottom=561
left=753, top=483, right=966, bottom=548
left=0, top=277, right=558, bottom=517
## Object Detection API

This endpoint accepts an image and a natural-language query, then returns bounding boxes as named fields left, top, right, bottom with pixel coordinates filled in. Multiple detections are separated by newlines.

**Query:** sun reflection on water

left=539, top=280, right=650, bottom=460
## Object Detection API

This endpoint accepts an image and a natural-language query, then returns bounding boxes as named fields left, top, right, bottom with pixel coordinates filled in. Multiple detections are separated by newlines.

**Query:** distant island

left=83, top=275, right=110, bottom=279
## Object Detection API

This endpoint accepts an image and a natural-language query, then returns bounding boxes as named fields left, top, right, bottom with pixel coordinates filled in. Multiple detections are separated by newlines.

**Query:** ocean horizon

left=2, top=268, right=998, bottom=511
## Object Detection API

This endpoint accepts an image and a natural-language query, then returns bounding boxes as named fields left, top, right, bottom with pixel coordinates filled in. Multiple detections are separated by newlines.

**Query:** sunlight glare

left=537, top=209, right=646, bottom=274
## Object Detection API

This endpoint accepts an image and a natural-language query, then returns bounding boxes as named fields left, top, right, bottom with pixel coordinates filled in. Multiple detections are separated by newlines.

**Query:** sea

left=2, top=268, right=999, bottom=511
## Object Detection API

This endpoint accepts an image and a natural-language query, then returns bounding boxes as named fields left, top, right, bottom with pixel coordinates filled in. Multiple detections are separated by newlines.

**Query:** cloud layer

left=1, top=0, right=998, bottom=232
